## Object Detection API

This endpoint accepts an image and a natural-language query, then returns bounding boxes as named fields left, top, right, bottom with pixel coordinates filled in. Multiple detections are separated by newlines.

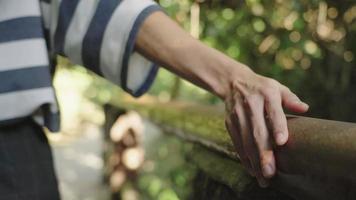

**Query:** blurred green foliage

left=151, top=0, right=356, bottom=121
left=62, top=0, right=356, bottom=121
left=120, top=128, right=196, bottom=200
left=57, top=1, right=356, bottom=199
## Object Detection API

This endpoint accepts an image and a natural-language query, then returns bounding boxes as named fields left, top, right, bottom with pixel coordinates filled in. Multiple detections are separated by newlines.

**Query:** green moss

left=123, top=102, right=233, bottom=149
left=188, top=145, right=253, bottom=193
left=108, top=100, right=255, bottom=194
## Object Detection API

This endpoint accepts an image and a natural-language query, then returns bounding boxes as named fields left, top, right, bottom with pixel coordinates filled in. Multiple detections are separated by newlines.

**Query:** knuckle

left=261, top=79, right=280, bottom=96
left=252, top=128, right=263, bottom=141
left=264, top=91, right=279, bottom=103
left=266, top=78, right=280, bottom=87
left=260, top=150, right=274, bottom=165
left=251, top=131, right=269, bottom=153
left=267, top=107, right=280, bottom=121
left=245, top=94, right=262, bottom=108
left=252, top=125, right=267, bottom=142
left=246, top=94, right=258, bottom=103
left=263, top=87, right=277, bottom=96
left=252, top=137, right=262, bottom=151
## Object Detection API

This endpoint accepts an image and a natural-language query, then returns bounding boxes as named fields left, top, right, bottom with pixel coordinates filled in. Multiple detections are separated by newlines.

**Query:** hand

left=224, top=67, right=309, bottom=187
left=135, top=12, right=308, bottom=186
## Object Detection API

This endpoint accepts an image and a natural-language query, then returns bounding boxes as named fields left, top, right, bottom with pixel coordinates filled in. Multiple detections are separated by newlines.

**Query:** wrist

left=168, top=41, right=256, bottom=100
left=203, top=54, right=255, bottom=100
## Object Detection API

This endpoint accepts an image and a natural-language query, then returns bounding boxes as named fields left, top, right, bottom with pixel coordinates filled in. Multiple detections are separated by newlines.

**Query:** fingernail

left=262, top=164, right=274, bottom=178
left=301, top=102, right=309, bottom=108
left=276, top=132, right=286, bottom=145
left=296, top=100, right=309, bottom=108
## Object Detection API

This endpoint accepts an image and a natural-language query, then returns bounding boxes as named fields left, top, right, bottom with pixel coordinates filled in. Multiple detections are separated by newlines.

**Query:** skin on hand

left=135, top=11, right=309, bottom=188
left=224, top=69, right=309, bottom=187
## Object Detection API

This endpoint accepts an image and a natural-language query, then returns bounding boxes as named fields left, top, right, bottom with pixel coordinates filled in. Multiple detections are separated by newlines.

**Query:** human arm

left=40, top=0, right=309, bottom=187
left=39, top=0, right=161, bottom=96
left=135, top=11, right=309, bottom=187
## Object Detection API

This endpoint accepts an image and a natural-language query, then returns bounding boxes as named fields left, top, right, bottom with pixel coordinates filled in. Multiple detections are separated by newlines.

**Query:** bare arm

left=135, top=11, right=309, bottom=187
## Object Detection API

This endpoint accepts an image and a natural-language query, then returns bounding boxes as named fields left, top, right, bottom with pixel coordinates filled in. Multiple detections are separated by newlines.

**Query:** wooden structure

left=105, top=96, right=356, bottom=200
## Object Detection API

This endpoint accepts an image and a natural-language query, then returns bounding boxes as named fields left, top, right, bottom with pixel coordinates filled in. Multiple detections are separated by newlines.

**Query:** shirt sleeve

left=40, top=0, right=161, bottom=97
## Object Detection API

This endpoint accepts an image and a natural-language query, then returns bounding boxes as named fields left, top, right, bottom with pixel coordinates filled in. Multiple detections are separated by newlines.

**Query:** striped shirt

left=0, top=0, right=161, bottom=132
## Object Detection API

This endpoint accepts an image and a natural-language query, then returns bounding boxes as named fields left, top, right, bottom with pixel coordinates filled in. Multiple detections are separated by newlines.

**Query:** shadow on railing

left=105, top=96, right=356, bottom=200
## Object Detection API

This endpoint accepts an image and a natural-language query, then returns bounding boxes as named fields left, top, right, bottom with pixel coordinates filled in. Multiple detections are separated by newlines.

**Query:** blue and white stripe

left=43, top=0, right=161, bottom=96
left=0, top=0, right=58, bottom=130
left=0, top=0, right=161, bottom=131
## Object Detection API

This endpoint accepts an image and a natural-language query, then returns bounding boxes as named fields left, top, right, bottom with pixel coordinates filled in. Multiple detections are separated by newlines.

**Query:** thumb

left=281, top=86, right=309, bottom=113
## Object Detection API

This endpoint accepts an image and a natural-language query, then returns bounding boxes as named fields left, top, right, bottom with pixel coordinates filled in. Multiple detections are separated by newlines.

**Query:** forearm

left=135, top=11, right=252, bottom=99
left=135, top=10, right=310, bottom=188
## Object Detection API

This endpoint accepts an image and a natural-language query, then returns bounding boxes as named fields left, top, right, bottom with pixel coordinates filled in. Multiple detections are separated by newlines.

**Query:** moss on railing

left=113, top=99, right=235, bottom=154
left=109, top=96, right=356, bottom=200
left=189, top=145, right=251, bottom=192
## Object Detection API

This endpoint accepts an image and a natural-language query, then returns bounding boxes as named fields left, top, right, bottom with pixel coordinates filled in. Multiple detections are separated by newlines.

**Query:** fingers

left=224, top=77, right=309, bottom=188
left=233, top=102, right=267, bottom=187
left=243, top=95, right=275, bottom=185
left=265, top=94, right=289, bottom=145
left=280, top=86, right=309, bottom=113
left=265, top=84, right=308, bottom=145
left=225, top=118, right=254, bottom=176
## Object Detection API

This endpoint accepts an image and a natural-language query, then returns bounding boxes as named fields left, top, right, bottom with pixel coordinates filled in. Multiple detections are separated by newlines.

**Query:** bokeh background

left=49, top=0, right=356, bottom=199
